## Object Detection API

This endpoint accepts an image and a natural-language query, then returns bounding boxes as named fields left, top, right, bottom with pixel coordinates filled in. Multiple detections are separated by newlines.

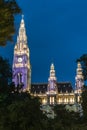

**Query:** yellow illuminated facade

left=12, top=16, right=84, bottom=105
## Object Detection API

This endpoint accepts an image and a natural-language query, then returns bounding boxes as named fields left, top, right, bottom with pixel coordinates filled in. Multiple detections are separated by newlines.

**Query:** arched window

left=17, top=73, right=22, bottom=84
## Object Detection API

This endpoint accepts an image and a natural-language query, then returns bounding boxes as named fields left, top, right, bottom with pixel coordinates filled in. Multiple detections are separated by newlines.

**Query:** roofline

left=31, top=82, right=72, bottom=85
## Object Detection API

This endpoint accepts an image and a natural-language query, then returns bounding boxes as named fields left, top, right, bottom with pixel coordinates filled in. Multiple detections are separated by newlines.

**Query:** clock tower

left=12, top=16, right=31, bottom=92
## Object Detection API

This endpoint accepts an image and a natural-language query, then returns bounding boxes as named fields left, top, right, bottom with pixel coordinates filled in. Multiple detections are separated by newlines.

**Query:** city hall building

left=12, top=16, right=84, bottom=105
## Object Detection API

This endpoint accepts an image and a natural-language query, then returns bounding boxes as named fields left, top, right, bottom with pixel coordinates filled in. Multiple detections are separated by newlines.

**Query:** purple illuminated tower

left=12, top=16, right=31, bottom=91
left=47, top=63, right=57, bottom=104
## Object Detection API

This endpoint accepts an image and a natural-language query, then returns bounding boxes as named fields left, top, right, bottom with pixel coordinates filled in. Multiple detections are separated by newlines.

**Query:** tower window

left=17, top=73, right=22, bottom=84
left=50, top=97, right=55, bottom=104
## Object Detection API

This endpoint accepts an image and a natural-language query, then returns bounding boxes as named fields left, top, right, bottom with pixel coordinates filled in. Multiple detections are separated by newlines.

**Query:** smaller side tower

left=75, top=62, right=84, bottom=102
left=47, top=63, right=57, bottom=105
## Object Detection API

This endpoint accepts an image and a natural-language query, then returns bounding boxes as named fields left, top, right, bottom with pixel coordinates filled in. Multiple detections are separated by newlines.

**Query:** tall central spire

left=13, top=15, right=31, bottom=92
left=14, top=15, right=29, bottom=55
left=18, top=15, right=27, bottom=43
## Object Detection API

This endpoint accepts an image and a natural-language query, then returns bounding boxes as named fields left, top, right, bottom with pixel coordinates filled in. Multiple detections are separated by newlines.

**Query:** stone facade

left=31, top=64, right=75, bottom=105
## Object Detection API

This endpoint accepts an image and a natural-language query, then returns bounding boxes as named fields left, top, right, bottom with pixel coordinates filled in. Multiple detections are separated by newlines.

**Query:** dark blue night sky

left=0, top=0, right=87, bottom=86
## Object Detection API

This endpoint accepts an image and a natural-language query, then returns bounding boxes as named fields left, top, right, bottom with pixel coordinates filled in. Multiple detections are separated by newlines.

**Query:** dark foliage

left=0, top=0, right=21, bottom=46
left=77, top=54, right=87, bottom=81
left=0, top=56, right=12, bottom=93
left=0, top=94, right=46, bottom=130
left=81, top=85, right=87, bottom=121
left=53, top=105, right=80, bottom=130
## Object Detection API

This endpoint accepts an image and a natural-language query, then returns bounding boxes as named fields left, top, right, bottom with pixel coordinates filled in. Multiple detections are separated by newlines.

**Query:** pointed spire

left=76, top=62, right=83, bottom=76
left=16, top=15, right=27, bottom=50
left=50, top=63, right=54, bottom=70
left=49, top=63, right=56, bottom=81
left=19, top=15, right=26, bottom=36
left=22, top=14, right=24, bottom=19
left=20, top=14, right=25, bottom=28
left=14, top=15, right=29, bottom=53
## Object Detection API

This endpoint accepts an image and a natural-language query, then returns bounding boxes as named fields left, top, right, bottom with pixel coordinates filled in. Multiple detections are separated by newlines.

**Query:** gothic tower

left=75, top=62, right=84, bottom=92
left=47, top=63, right=57, bottom=104
left=75, top=62, right=84, bottom=102
left=12, top=16, right=31, bottom=92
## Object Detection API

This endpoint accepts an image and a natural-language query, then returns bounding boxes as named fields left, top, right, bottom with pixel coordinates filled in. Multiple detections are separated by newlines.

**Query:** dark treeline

left=0, top=0, right=21, bottom=46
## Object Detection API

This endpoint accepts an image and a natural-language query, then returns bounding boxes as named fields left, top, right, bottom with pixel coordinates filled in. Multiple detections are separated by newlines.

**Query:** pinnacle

left=22, top=14, right=24, bottom=19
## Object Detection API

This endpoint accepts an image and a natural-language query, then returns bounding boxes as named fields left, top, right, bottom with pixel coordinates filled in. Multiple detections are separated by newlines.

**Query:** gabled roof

left=57, top=82, right=73, bottom=93
left=31, top=82, right=73, bottom=94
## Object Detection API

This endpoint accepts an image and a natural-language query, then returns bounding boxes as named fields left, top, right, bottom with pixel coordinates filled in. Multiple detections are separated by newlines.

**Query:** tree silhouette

left=77, top=54, right=87, bottom=81
left=0, top=56, right=12, bottom=93
left=0, top=0, right=21, bottom=46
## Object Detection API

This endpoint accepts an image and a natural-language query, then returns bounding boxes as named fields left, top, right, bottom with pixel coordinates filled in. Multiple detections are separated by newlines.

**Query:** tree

left=81, top=85, right=87, bottom=121
left=77, top=54, right=87, bottom=81
left=0, top=92, right=46, bottom=130
left=0, top=0, right=21, bottom=46
left=53, top=105, right=80, bottom=130
left=0, top=56, right=12, bottom=93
